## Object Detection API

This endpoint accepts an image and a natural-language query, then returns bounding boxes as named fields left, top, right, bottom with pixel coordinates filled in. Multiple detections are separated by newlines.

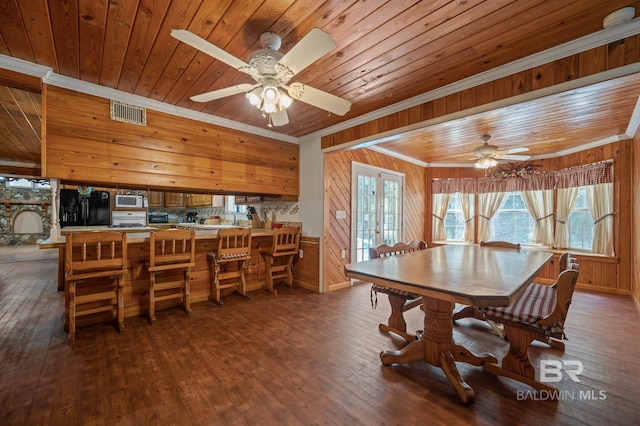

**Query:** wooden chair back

left=216, top=227, right=252, bottom=261
left=269, top=227, right=300, bottom=258
left=480, top=241, right=521, bottom=249
left=367, top=240, right=428, bottom=342
left=369, top=240, right=427, bottom=259
left=536, top=264, right=580, bottom=329
left=149, top=229, right=196, bottom=272
left=65, top=231, right=128, bottom=280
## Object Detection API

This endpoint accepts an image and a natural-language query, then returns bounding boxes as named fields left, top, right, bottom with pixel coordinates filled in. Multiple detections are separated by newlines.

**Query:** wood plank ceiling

left=1, top=0, right=640, bottom=175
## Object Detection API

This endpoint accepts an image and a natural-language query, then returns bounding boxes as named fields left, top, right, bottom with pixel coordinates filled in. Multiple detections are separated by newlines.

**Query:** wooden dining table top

left=344, top=244, right=553, bottom=307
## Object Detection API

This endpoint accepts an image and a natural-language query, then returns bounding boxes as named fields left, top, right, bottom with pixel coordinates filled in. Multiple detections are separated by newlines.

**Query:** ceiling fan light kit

left=472, top=133, right=530, bottom=169
left=475, top=156, right=498, bottom=169
left=171, top=27, right=351, bottom=127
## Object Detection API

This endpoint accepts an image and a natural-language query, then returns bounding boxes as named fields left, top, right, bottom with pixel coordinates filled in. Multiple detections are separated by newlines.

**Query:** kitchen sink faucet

left=224, top=211, right=239, bottom=226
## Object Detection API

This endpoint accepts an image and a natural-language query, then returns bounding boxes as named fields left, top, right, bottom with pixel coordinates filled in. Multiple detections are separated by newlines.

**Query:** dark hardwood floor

left=1, top=249, right=639, bottom=425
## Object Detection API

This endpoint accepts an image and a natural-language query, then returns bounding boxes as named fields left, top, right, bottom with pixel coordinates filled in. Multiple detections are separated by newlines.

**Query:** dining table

left=344, top=243, right=553, bottom=404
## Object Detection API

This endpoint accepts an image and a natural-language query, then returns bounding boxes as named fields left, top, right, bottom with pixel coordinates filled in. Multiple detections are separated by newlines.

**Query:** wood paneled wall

left=324, top=141, right=632, bottom=294
left=294, top=236, right=320, bottom=292
left=425, top=141, right=633, bottom=295
left=323, top=148, right=425, bottom=291
left=633, top=132, right=640, bottom=311
left=321, top=35, right=640, bottom=150
left=43, top=86, right=299, bottom=196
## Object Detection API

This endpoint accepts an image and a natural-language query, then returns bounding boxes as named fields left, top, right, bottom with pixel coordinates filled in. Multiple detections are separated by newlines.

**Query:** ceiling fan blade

left=171, top=29, right=256, bottom=75
left=500, top=146, right=529, bottom=154
left=497, top=154, right=531, bottom=161
left=190, top=84, right=255, bottom=103
left=276, top=28, right=336, bottom=78
left=270, top=110, right=289, bottom=127
left=286, top=83, right=351, bottom=116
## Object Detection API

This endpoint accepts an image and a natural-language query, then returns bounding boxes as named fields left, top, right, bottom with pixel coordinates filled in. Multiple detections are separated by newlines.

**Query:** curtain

left=520, top=189, right=554, bottom=246
left=585, top=183, right=615, bottom=256
left=553, top=187, right=579, bottom=249
left=460, top=193, right=475, bottom=243
left=477, top=192, right=505, bottom=243
left=432, top=193, right=451, bottom=241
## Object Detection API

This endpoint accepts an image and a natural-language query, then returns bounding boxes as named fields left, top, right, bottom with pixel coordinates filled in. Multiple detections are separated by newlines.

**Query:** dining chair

left=148, top=228, right=196, bottom=323
left=369, top=240, right=427, bottom=342
left=208, top=227, right=252, bottom=305
left=64, top=231, right=127, bottom=343
left=260, top=226, right=300, bottom=295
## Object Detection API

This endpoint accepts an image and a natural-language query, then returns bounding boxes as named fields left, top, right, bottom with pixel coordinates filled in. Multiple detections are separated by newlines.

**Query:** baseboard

left=575, top=283, right=631, bottom=296
left=329, top=281, right=352, bottom=292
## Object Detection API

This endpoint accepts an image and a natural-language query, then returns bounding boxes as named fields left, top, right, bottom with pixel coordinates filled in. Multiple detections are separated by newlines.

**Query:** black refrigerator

left=59, top=189, right=110, bottom=227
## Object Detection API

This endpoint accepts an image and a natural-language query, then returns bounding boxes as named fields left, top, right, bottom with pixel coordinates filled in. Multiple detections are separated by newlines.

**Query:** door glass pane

left=355, top=175, right=377, bottom=262
left=382, top=178, right=400, bottom=245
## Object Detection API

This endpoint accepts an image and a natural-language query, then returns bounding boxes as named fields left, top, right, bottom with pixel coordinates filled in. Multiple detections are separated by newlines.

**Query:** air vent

left=110, top=100, right=146, bottom=126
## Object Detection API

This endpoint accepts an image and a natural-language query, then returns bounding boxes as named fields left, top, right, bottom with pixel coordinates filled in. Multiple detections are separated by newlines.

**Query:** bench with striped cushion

left=479, top=283, right=560, bottom=333
left=480, top=266, right=580, bottom=349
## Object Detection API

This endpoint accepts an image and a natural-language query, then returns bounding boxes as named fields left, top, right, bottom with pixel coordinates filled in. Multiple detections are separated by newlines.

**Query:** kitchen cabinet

left=186, top=194, right=211, bottom=207
left=235, top=195, right=263, bottom=205
left=164, top=192, right=185, bottom=207
left=235, top=194, right=299, bottom=204
left=148, top=191, right=164, bottom=208
left=186, top=194, right=226, bottom=207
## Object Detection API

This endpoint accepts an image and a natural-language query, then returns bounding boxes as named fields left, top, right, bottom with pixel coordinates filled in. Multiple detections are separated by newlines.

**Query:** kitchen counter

left=45, top=225, right=275, bottom=243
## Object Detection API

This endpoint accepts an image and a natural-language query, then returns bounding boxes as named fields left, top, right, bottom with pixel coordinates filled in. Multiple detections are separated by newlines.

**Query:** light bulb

left=263, top=86, right=278, bottom=101
left=280, top=94, right=292, bottom=108
left=246, top=92, right=260, bottom=106
left=264, top=102, right=276, bottom=113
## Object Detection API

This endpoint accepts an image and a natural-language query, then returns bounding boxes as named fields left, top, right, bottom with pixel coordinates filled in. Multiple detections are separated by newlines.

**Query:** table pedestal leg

left=380, top=297, right=497, bottom=404
left=483, top=324, right=559, bottom=396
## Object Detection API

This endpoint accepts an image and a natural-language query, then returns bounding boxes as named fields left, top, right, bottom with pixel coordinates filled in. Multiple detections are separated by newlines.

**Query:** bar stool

left=207, top=227, right=252, bottom=305
left=64, top=231, right=127, bottom=344
left=261, top=226, right=300, bottom=295
left=148, top=228, right=196, bottom=323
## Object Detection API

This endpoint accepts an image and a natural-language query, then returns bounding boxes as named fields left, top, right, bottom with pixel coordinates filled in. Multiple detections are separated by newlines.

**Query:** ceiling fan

left=472, top=134, right=530, bottom=169
left=171, top=28, right=352, bottom=127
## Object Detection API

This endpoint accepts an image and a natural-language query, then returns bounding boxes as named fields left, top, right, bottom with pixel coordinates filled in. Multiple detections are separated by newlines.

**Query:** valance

left=432, top=160, right=613, bottom=194
left=554, top=160, right=613, bottom=189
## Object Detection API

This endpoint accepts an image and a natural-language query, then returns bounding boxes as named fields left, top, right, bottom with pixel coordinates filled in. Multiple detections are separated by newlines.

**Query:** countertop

left=41, top=225, right=275, bottom=248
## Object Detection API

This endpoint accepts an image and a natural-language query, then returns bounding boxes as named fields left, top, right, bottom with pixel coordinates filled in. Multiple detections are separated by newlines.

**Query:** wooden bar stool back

left=64, top=231, right=127, bottom=344
left=148, top=229, right=196, bottom=323
left=260, top=226, right=300, bottom=295
left=207, top=227, right=252, bottom=305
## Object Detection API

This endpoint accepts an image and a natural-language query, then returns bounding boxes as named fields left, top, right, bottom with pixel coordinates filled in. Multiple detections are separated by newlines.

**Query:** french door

left=351, top=162, right=404, bottom=262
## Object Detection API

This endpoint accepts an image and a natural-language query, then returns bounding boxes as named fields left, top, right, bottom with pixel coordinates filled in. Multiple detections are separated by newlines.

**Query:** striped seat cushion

left=371, top=283, right=420, bottom=300
left=479, top=283, right=559, bottom=332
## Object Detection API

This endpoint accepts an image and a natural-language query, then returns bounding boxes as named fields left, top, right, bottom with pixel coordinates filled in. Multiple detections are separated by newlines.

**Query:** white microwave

left=115, top=194, right=144, bottom=208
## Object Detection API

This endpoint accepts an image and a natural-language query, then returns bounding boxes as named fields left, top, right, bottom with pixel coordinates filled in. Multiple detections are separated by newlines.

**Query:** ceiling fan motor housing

left=474, top=143, right=499, bottom=157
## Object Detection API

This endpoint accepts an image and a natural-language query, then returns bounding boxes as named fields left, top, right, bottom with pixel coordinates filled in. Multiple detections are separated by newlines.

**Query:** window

left=444, top=193, right=465, bottom=240
left=6, top=178, right=50, bottom=189
left=568, top=187, right=594, bottom=250
left=491, top=192, right=535, bottom=244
